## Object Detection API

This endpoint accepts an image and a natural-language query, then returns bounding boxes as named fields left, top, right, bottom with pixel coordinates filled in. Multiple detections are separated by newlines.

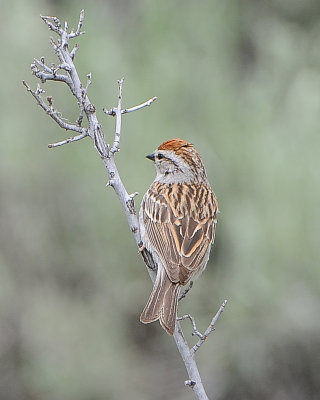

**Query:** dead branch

left=179, top=281, right=194, bottom=301
left=178, top=300, right=228, bottom=354
left=191, top=300, right=227, bottom=354
left=23, top=10, right=226, bottom=400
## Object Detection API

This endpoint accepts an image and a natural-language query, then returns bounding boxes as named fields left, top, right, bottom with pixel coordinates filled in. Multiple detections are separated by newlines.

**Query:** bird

left=139, top=138, right=218, bottom=334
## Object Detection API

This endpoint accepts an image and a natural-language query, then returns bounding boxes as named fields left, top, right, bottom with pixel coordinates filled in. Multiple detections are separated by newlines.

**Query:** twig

left=179, top=281, right=194, bottom=301
left=33, top=57, right=51, bottom=72
left=48, top=133, right=88, bottom=148
left=103, top=96, right=158, bottom=116
left=178, top=314, right=205, bottom=340
left=191, top=300, right=228, bottom=355
left=22, top=80, right=87, bottom=135
left=110, top=78, right=124, bottom=154
left=31, top=67, right=72, bottom=85
left=123, top=96, right=158, bottom=113
left=40, top=14, right=63, bottom=35
left=70, top=43, right=79, bottom=60
left=68, top=9, right=85, bottom=38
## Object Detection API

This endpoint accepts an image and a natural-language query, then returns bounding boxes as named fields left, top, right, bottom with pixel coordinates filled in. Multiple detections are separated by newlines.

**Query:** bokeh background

left=1, top=0, right=320, bottom=399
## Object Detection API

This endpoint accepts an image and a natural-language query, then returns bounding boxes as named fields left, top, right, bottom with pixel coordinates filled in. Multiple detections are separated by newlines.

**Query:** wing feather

left=141, top=182, right=218, bottom=285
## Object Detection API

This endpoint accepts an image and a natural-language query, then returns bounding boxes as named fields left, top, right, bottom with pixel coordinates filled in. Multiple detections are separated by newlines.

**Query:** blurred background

left=1, top=0, right=320, bottom=399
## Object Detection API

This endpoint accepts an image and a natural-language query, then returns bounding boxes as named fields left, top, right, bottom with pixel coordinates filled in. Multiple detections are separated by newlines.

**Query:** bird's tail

left=140, top=268, right=180, bottom=335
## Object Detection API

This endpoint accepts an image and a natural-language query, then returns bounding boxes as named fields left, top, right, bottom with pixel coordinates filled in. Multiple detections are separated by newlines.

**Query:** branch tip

left=22, top=80, right=30, bottom=90
left=69, top=9, right=85, bottom=38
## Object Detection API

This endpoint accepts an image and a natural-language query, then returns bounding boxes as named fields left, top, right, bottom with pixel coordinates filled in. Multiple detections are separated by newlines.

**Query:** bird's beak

left=146, top=153, right=155, bottom=161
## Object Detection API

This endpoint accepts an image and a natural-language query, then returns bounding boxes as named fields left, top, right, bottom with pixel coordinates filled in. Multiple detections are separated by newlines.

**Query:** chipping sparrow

left=139, top=138, right=218, bottom=335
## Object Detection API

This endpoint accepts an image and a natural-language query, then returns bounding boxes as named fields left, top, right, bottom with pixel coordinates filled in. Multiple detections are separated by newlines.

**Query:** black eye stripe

left=156, top=154, right=181, bottom=171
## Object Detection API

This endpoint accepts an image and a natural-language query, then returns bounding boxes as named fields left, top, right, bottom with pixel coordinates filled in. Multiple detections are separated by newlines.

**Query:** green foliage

left=1, top=0, right=320, bottom=399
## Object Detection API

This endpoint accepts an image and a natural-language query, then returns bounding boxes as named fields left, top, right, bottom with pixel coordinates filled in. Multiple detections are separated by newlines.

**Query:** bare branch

left=179, top=281, right=194, bottom=301
left=178, top=314, right=205, bottom=340
left=191, top=300, right=228, bottom=355
left=24, top=11, right=225, bottom=400
left=174, top=301, right=227, bottom=399
left=70, top=44, right=79, bottom=60
left=103, top=96, right=157, bottom=116
left=33, top=57, right=72, bottom=76
left=22, top=80, right=87, bottom=137
left=110, top=78, right=124, bottom=154
left=48, top=132, right=88, bottom=148
left=123, top=96, right=158, bottom=114
left=40, top=14, right=63, bottom=35
left=69, top=9, right=85, bottom=38
left=34, top=57, right=52, bottom=73
left=31, top=66, right=72, bottom=86
left=174, top=323, right=210, bottom=400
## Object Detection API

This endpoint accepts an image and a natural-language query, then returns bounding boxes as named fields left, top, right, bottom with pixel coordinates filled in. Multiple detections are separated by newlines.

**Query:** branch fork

left=178, top=300, right=227, bottom=355
left=24, top=10, right=227, bottom=400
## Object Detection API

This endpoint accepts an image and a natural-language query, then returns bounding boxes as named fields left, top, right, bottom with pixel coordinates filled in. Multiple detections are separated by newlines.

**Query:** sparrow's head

left=146, top=138, right=207, bottom=184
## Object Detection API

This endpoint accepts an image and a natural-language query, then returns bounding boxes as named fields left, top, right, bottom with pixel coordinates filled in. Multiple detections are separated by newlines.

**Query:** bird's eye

left=157, top=153, right=164, bottom=160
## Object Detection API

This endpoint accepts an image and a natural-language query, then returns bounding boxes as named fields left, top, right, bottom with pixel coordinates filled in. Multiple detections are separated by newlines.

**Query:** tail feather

left=140, top=268, right=180, bottom=335
left=140, top=269, right=167, bottom=324
left=160, top=283, right=180, bottom=335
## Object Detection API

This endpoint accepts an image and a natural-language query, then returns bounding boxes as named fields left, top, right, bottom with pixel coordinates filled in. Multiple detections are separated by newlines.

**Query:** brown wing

left=141, top=182, right=218, bottom=285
